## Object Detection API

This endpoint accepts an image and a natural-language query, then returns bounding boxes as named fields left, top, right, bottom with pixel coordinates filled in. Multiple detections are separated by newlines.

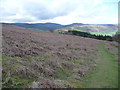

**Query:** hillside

left=2, top=24, right=118, bottom=88
left=1, top=23, right=118, bottom=36
left=2, top=23, right=64, bottom=31
left=54, top=24, right=118, bottom=36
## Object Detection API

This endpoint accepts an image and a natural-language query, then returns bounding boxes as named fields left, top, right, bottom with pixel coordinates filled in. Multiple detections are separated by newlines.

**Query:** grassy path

left=84, top=43, right=118, bottom=88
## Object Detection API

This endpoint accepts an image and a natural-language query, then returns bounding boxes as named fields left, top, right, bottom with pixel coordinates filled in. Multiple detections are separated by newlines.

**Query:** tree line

left=67, top=30, right=113, bottom=41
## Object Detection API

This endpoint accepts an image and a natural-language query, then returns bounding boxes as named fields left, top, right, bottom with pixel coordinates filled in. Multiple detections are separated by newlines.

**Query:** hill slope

left=2, top=24, right=118, bottom=88
left=2, top=23, right=118, bottom=36
left=54, top=24, right=118, bottom=36
left=2, top=23, right=64, bottom=31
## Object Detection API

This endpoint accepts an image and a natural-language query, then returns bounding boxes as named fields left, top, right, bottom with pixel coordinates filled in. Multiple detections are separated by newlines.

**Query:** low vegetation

left=2, top=24, right=118, bottom=88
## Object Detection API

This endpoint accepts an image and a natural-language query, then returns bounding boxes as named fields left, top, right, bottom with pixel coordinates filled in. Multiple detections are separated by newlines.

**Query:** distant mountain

left=1, top=22, right=84, bottom=31
left=2, top=23, right=64, bottom=31
left=64, top=23, right=84, bottom=27
left=1, top=23, right=118, bottom=36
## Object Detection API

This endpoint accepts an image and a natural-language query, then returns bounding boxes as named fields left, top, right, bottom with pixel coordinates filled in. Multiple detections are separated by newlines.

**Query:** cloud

left=0, top=0, right=119, bottom=24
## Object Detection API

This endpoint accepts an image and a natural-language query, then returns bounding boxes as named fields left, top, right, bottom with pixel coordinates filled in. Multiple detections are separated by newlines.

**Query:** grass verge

left=83, top=43, right=118, bottom=88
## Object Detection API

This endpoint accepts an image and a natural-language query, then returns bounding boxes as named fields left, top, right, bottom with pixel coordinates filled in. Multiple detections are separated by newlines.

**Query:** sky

left=0, top=0, right=119, bottom=25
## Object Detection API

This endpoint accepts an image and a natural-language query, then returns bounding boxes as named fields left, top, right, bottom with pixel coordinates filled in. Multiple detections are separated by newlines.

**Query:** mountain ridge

left=1, top=22, right=118, bottom=36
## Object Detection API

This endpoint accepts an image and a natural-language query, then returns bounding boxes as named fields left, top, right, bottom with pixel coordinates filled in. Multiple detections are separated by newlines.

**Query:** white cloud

left=0, top=0, right=118, bottom=24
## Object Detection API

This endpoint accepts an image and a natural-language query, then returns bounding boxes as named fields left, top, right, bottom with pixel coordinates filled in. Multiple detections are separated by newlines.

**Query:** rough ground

left=2, top=24, right=118, bottom=88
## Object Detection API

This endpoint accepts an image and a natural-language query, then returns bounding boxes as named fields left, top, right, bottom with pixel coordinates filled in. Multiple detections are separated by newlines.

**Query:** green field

left=54, top=29, right=116, bottom=36
left=90, top=32, right=116, bottom=36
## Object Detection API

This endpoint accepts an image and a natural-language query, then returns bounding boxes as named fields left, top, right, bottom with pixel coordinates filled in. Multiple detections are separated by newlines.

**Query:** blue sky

left=0, top=0, right=119, bottom=25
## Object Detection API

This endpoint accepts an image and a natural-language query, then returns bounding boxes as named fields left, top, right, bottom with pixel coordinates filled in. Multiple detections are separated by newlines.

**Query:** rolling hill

left=2, top=24, right=118, bottom=88
left=1, top=23, right=64, bottom=31
left=54, top=24, right=118, bottom=36
left=1, top=23, right=118, bottom=36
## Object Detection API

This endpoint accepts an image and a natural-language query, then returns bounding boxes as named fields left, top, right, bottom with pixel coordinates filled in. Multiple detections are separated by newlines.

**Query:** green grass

left=90, top=31, right=116, bottom=36
left=61, top=57, right=81, bottom=65
left=70, top=29, right=83, bottom=32
left=69, top=81, right=83, bottom=88
left=55, top=66, right=73, bottom=80
left=53, top=28, right=116, bottom=36
left=83, top=43, right=118, bottom=88
left=3, top=76, right=33, bottom=88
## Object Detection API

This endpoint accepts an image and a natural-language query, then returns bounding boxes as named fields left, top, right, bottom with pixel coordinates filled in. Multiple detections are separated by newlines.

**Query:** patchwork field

left=54, top=24, right=118, bottom=36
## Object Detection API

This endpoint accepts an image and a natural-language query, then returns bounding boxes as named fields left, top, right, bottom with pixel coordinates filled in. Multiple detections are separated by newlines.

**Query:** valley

left=2, top=23, right=118, bottom=36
